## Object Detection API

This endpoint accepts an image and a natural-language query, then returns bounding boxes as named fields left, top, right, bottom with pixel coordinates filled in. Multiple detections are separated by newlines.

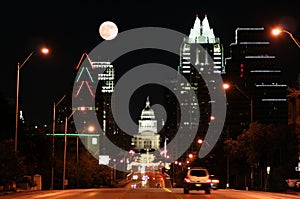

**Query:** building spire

left=189, top=14, right=201, bottom=39
left=146, top=96, right=150, bottom=108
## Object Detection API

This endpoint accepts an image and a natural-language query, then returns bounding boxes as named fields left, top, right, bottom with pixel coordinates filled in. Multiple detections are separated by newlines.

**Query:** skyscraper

left=177, top=14, right=225, bottom=152
left=224, top=27, right=288, bottom=137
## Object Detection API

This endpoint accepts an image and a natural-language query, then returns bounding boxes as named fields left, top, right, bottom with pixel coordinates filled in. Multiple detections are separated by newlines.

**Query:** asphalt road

left=1, top=187, right=300, bottom=199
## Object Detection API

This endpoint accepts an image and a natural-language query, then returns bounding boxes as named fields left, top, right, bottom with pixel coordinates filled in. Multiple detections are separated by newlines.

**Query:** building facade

left=176, top=14, right=225, bottom=153
left=132, top=96, right=160, bottom=152
left=224, top=27, right=288, bottom=138
left=223, top=27, right=290, bottom=189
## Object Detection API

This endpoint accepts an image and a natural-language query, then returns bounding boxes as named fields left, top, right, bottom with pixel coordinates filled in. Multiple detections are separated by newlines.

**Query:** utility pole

left=62, top=110, right=75, bottom=190
left=51, top=94, right=66, bottom=190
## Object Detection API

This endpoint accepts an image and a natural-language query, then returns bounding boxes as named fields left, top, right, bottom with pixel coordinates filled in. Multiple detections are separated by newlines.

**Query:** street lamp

left=223, top=83, right=253, bottom=189
left=197, top=138, right=203, bottom=144
left=76, top=125, right=95, bottom=188
left=15, top=47, right=49, bottom=153
left=62, top=110, right=76, bottom=190
left=223, top=83, right=253, bottom=123
left=51, top=94, right=66, bottom=190
left=272, top=27, right=300, bottom=49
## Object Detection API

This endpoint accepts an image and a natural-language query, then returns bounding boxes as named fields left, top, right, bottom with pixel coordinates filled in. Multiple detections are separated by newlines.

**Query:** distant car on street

left=286, top=178, right=300, bottom=190
left=183, top=167, right=211, bottom=194
left=295, top=180, right=300, bottom=191
left=210, top=175, right=220, bottom=190
left=131, top=183, right=137, bottom=189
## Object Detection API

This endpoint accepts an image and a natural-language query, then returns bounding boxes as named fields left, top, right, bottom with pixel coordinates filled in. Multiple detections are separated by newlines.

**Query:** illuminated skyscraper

left=177, top=14, right=225, bottom=151
left=223, top=27, right=289, bottom=189
left=225, top=27, right=288, bottom=137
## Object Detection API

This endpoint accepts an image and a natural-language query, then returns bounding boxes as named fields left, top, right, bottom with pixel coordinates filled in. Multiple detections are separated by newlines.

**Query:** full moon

left=99, top=21, right=118, bottom=40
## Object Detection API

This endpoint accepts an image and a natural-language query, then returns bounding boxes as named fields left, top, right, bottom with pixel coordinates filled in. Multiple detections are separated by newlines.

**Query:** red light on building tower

left=240, top=63, right=244, bottom=77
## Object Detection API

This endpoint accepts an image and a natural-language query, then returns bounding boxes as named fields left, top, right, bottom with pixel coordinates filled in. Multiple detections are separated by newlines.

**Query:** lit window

left=92, top=137, right=97, bottom=145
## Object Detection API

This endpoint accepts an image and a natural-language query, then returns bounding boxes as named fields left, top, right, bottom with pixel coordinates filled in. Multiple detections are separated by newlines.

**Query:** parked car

left=183, top=167, right=211, bottom=194
left=210, top=175, right=220, bottom=190
left=295, top=180, right=300, bottom=191
left=286, top=178, right=300, bottom=190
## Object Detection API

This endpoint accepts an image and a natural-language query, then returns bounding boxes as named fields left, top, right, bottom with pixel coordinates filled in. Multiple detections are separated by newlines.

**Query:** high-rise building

left=176, top=14, right=225, bottom=152
left=72, top=55, right=123, bottom=157
left=224, top=27, right=288, bottom=138
left=93, top=61, right=115, bottom=134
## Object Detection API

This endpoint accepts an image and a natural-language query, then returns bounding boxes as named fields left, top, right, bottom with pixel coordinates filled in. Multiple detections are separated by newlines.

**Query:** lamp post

left=223, top=83, right=253, bottom=189
left=62, top=110, right=75, bottom=190
left=15, top=48, right=49, bottom=153
left=75, top=125, right=95, bottom=188
left=76, top=135, right=79, bottom=188
left=51, top=94, right=66, bottom=190
left=223, top=83, right=253, bottom=123
left=272, top=28, right=300, bottom=49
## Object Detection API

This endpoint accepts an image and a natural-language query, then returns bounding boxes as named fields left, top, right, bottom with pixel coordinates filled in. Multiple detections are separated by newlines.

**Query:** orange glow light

left=88, top=126, right=95, bottom=133
left=272, top=28, right=283, bottom=36
left=41, top=47, right=49, bottom=54
left=223, top=83, right=230, bottom=90
left=197, top=139, right=203, bottom=144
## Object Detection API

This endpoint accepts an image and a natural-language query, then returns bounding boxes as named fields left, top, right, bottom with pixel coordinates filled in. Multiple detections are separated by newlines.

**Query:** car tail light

left=207, top=179, right=212, bottom=183
left=212, top=179, right=219, bottom=183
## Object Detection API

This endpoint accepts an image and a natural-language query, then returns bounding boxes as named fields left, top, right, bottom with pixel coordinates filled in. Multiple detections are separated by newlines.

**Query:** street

left=1, top=187, right=300, bottom=199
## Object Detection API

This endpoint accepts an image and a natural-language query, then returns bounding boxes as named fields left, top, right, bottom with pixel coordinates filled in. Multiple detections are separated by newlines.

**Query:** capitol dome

left=141, top=96, right=155, bottom=120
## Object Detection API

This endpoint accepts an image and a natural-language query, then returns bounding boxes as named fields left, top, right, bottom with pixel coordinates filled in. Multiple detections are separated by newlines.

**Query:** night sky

left=1, top=1, right=299, bottom=125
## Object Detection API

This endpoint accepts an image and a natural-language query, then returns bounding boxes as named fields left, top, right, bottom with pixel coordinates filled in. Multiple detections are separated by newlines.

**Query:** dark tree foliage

left=0, top=139, right=27, bottom=190
left=65, top=146, right=111, bottom=189
left=225, top=122, right=298, bottom=191
left=0, top=94, right=15, bottom=140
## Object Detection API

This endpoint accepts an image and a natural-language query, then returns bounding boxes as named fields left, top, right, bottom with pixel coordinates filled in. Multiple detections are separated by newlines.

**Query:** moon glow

left=99, top=21, right=118, bottom=40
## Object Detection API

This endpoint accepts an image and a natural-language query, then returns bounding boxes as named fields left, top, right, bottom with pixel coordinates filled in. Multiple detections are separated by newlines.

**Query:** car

left=183, top=167, right=211, bottom=194
left=131, top=183, right=137, bottom=189
left=295, top=180, right=300, bottom=191
left=210, top=175, right=220, bottom=190
left=286, top=178, right=300, bottom=189
left=132, top=174, right=139, bottom=181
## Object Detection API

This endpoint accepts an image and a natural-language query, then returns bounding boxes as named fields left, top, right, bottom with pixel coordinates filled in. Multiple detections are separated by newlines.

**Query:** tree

left=65, top=146, right=111, bottom=188
left=0, top=139, right=27, bottom=191
left=225, top=122, right=297, bottom=190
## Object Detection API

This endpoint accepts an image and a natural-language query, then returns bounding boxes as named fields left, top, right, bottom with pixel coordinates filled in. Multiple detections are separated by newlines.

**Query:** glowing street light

left=272, top=27, right=300, bottom=49
left=87, top=125, right=95, bottom=133
left=223, top=83, right=253, bottom=123
left=76, top=124, right=95, bottom=188
left=197, top=138, right=203, bottom=144
left=223, top=83, right=253, bottom=188
left=15, top=47, right=49, bottom=153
